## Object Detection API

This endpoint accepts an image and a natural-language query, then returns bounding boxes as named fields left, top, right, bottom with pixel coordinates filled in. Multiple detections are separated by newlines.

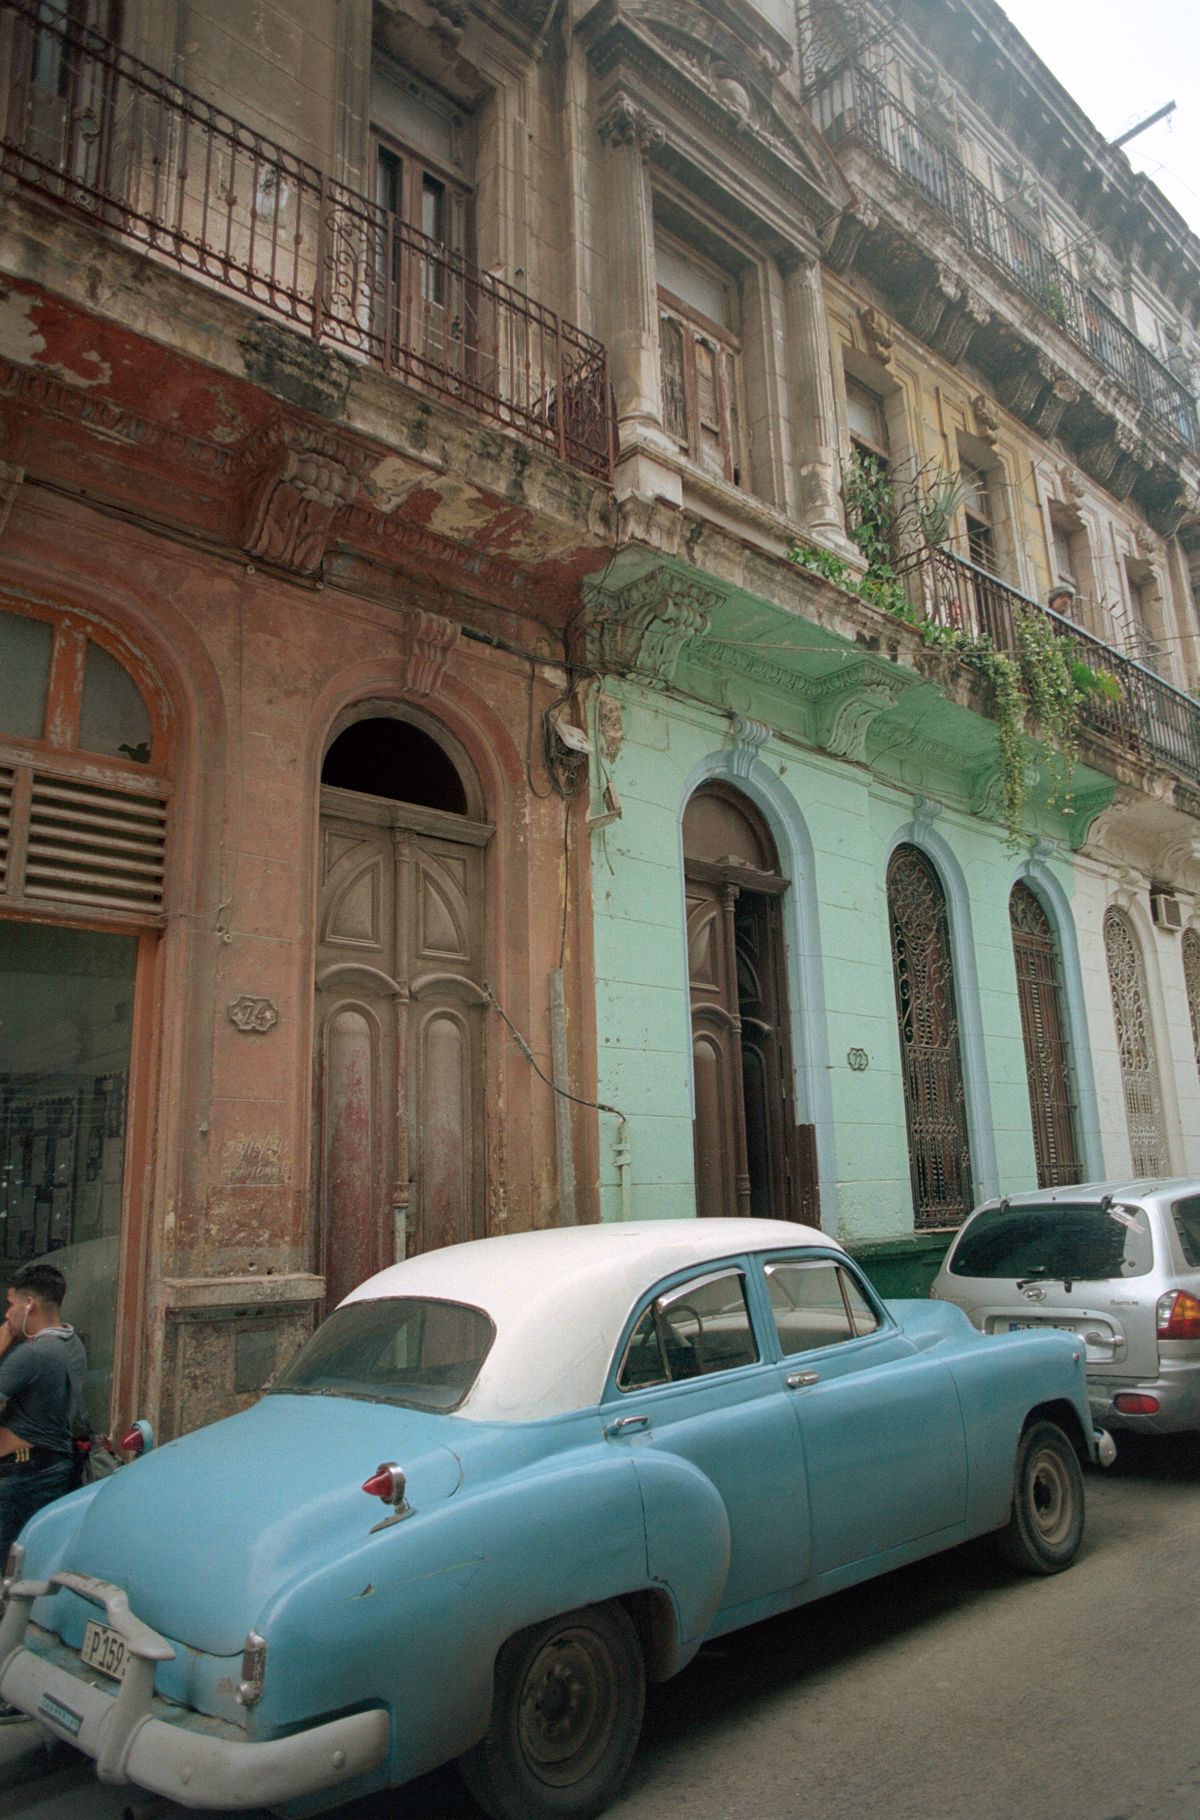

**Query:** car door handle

left=605, top=1413, right=650, bottom=1436
left=785, top=1371, right=820, bottom=1390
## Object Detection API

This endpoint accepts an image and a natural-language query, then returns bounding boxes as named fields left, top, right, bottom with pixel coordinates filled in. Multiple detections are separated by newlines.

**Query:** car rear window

left=1171, top=1194, right=1200, bottom=1268
left=268, top=1296, right=494, bottom=1412
left=948, top=1202, right=1154, bottom=1281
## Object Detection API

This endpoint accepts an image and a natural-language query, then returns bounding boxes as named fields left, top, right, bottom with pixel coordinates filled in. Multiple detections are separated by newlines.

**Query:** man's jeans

left=0, top=1457, right=75, bottom=1563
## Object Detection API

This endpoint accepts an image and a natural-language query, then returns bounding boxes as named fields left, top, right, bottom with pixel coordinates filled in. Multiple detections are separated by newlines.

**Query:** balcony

left=0, top=0, right=613, bottom=482
left=814, top=67, right=1199, bottom=456
left=928, top=549, right=1200, bottom=786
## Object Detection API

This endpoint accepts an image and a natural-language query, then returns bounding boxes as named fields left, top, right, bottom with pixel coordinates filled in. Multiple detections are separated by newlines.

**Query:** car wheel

left=997, top=1419, right=1084, bottom=1575
left=459, top=1601, right=645, bottom=1820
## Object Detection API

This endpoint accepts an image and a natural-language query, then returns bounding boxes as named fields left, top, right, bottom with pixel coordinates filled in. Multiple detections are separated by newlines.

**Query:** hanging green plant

left=1013, top=608, right=1081, bottom=799
left=965, top=643, right=1027, bottom=846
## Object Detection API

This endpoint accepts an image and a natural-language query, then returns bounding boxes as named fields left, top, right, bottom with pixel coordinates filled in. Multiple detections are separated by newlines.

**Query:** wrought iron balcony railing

left=813, top=67, right=1199, bottom=453
left=928, top=549, right=1200, bottom=785
left=0, top=0, right=613, bottom=481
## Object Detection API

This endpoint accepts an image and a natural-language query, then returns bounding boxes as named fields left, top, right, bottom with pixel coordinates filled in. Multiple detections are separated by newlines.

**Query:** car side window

left=617, top=1268, right=758, bottom=1390
left=766, top=1259, right=881, bottom=1355
left=1171, top=1193, right=1200, bottom=1267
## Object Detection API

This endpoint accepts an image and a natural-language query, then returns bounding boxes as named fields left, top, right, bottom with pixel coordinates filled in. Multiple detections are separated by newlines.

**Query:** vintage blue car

left=0, top=1219, right=1108, bottom=1818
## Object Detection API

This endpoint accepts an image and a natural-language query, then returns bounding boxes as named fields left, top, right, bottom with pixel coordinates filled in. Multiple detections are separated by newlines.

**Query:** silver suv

left=930, top=1179, right=1200, bottom=1435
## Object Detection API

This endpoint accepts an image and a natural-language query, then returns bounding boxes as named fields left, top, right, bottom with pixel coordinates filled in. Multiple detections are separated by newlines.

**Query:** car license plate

left=1008, top=1320, right=1075, bottom=1334
left=81, top=1619, right=127, bottom=1683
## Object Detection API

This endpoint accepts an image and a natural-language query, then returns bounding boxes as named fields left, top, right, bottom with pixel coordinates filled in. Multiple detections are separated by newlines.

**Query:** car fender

left=625, top=1448, right=732, bottom=1650
left=254, top=1445, right=659, bottom=1789
left=939, top=1330, right=1093, bottom=1530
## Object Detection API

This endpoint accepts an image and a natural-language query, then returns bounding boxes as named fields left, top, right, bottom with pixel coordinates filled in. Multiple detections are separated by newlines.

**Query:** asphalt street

left=3, top=1434, right=1198, bottom=1820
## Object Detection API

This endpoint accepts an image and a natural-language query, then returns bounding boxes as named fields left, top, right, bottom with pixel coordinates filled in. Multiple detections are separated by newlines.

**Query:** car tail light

left=1156, top=1290, right=1200, bottom=1340
left=362, top=1462, right=407, bottom=1505
left=1114, top=1393, right=1160, bottom=1415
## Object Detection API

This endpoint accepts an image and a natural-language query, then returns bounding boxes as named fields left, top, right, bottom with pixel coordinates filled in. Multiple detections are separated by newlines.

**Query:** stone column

left=783, top=252, right=856, bottom=556
left=596, top=93, right=681, bottom=505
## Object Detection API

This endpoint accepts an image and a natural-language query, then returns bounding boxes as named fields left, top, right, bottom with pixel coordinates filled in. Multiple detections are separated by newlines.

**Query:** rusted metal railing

left=813, top=67, right=1199, bottom=453
left=928, top=549, right=1200, bottom=784
left=0, top=0, right=613, bottom=481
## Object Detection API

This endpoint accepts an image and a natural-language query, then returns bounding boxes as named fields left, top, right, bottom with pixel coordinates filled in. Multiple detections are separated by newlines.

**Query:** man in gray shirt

left=0, top=1262, right=88, bottom=1566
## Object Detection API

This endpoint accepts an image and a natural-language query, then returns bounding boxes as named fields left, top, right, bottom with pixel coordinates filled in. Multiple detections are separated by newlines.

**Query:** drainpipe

left=614, top=1118, right=633, bottom=1222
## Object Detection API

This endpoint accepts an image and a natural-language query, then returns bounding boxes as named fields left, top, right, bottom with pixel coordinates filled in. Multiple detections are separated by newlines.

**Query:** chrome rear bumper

left=0, top=1571, right=388, bottom=1810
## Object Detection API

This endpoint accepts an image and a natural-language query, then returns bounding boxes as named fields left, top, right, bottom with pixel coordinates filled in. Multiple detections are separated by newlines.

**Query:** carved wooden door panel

left=735, top=891, right=803, bottom=1222
left=315, top=813, right=399, bottom=1311
left=402, top=828, right=485, bottom=1257
left=687, top=877, right=747, bottom=1219
left=316, top=793, right=486, bottom=1305
left=1010, top=882, right=1082, bottom=1189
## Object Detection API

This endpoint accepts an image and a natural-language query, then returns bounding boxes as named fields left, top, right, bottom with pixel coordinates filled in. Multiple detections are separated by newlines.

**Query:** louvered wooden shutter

left=1, top=761, right=167, bottom=920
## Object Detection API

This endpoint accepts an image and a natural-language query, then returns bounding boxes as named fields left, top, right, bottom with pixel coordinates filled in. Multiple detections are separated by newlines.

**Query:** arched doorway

left=0, top=599, right=169, bottom=1428
left=315, top=710, right=489, bottom=1308
left=683, top=784, right=815, bottom=1223
left=1009, top=881, right=1082, bottom=1188
left=887, top=844, right=973, bottom=1227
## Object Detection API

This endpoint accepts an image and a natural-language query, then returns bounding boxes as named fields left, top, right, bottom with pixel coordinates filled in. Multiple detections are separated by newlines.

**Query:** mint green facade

left=585, top=558, right=1109, bottom=1260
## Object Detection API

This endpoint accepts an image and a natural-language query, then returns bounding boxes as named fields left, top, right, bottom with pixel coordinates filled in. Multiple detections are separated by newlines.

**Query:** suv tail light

left=1156, top=1290, right=1200, bottom=1340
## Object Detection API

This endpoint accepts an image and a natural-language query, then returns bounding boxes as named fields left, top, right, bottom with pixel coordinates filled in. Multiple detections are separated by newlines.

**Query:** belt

left=0, top=1444, right=74, bottom=1474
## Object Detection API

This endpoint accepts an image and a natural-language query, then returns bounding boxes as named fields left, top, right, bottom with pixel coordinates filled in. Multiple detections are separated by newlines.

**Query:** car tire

left=996, top=1419, right=1084, bottom=1575
left=459, top=1601, right=645, bottom=1820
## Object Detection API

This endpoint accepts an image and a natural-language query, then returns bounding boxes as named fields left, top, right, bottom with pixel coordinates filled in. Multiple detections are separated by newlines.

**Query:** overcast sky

left=998, top=0, right=1200, bottom=236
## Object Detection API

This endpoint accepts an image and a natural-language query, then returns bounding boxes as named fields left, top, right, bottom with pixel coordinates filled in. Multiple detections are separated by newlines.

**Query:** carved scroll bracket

left=394, top=606, right=460, bottom=697
left=240, top=418, right=368, bottom=576
left=583, top=570, right=723, bottom=686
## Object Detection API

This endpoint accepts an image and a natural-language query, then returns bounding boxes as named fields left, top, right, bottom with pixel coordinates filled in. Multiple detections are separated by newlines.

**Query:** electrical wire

left=483, top=982, right=625, bottom=1121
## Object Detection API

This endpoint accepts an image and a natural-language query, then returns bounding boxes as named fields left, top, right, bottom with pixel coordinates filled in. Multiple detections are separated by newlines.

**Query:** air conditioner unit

left=1150, top=889, right=1183, bottom=931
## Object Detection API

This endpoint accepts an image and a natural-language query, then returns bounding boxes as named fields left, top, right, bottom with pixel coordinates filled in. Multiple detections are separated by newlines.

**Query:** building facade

left=0, top=0, right=1198, bottom=1438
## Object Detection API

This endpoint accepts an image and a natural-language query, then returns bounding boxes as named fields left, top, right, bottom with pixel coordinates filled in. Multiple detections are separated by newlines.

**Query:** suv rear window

left=269, top=1296, right=494, bottom=1411
left=949, top=1202, right=1154, bottom=1281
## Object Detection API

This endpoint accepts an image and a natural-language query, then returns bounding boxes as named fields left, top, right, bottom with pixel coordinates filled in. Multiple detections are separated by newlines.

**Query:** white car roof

left=342, top=1218, right=835, bottom=1421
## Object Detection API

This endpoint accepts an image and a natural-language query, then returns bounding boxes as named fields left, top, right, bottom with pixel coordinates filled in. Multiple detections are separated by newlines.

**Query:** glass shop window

left=0, top=920, right=137, bottom=1430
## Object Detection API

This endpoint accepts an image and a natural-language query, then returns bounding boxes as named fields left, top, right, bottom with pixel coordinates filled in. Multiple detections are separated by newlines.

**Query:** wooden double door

left=314, top=786, right=488, bottom=1309
left=684, top=785, right=817, bottom=1225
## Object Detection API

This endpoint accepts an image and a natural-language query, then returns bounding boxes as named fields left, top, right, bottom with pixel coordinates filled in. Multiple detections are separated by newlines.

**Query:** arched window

left=683, top=784, right=815, bottom=1223
left=1183, top=928, right=1200, bottom=1081
left=1103, top=908, right=1167, bottom=1176
left=1, top=601, right=168, bottom=1430
left=1010, top=883, right=1082, bottom=1188
left=887, top=844, right=973, bottom=1227
left=315, top=709, right=490, bottom=1304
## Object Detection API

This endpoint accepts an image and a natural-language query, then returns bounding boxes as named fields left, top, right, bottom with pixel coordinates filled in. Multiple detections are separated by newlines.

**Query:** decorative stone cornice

left=240, top=418, right=367, bottom=575
left=596, top=92, right=665, bottom=154
left=585, top=570, right=723, bottom=685
left=0, top=356, right=232, bottom=477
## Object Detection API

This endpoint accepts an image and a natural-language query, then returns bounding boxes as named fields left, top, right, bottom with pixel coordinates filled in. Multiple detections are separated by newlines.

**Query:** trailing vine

left=1014, top=607, right=1080, bottom=797
left=964, top=643, right=1028, bottom=844
left=787, top=452, right=1122, bottom=849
